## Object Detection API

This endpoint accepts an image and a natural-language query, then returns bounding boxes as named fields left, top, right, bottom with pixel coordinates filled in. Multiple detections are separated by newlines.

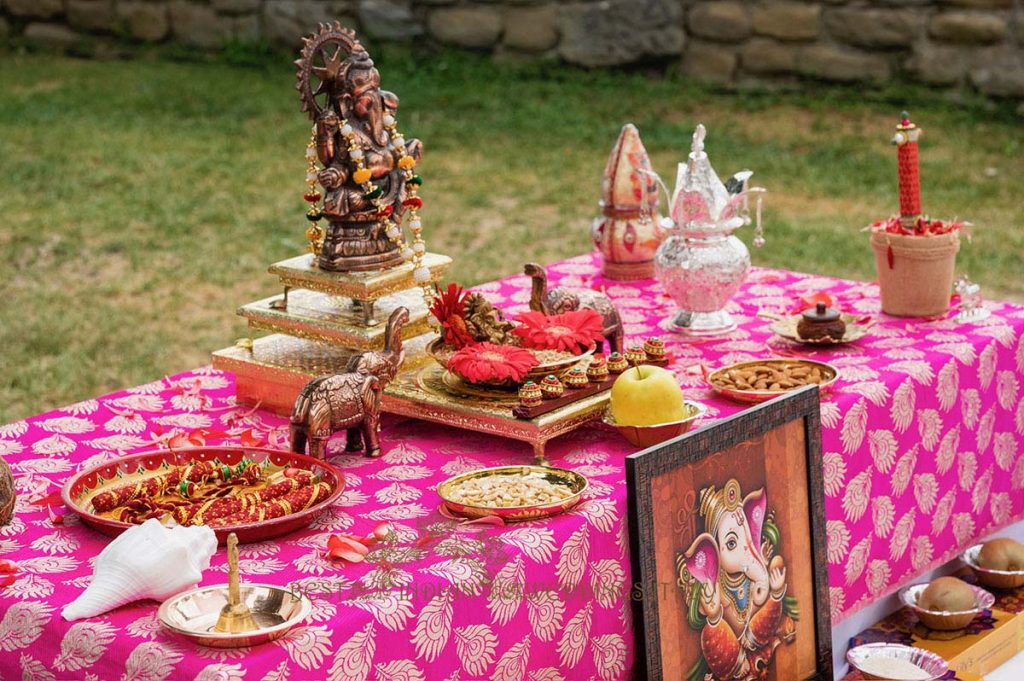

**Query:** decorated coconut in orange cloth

left=591, top=124, right=667, bottom=280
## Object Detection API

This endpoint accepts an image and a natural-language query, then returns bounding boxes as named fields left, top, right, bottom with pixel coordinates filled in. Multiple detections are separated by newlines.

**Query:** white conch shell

left=62, top=518, right=216, bottom=621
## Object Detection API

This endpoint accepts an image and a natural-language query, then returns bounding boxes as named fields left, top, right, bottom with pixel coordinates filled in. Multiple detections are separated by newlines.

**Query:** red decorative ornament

left=402, top=197, right=423, bottom=210
left=870, top=215, right=962, bottom=237
left=0, top=560, right=17, bottom=588
left=513, top=310, right=605, bottom=354
left=303, top=191, right=322, bottom=203
left=377, top=204, right=394, bottom=218
left=325, top=522, right=393, bottom=564
left=448, top=343, right=538, bottom=385
left=893, top=111, right=922, bottom=223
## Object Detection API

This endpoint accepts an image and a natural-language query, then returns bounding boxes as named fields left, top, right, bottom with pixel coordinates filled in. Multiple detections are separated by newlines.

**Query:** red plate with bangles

left=61, top=447, right=344, bottom=544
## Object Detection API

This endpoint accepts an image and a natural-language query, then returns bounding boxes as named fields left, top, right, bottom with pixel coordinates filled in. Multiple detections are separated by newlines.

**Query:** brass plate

left=269, top=252, right=451, bottom=301
left=764, top=312, right=874, bottom=346
left=159, top=583, right=311, bottom=648
left=440, top=370, right=519, bottom=398
left=706, top=359, right=839, bottom=404
left=382, top=363, right=610, bottom=461
left=437, top=465, right=588, bottom=522
left=239, top=288, right=431, bottom=351
left=426, top=337, right=594, bottom=387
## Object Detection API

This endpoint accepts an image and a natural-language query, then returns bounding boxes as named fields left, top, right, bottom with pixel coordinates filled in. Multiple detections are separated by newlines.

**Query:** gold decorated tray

left=382, top=363, right=610, bottom=463
left=706, top=359, right=839, bottom=404
left=437, top=465, right=588, bottom=522
left=426, top=338, right=594, bottom=387
left=761, top=311, right=874, bottom=345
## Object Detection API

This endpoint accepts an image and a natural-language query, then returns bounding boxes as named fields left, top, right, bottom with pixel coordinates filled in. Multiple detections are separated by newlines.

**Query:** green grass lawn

left=1, top=45, right=1021, bottom=423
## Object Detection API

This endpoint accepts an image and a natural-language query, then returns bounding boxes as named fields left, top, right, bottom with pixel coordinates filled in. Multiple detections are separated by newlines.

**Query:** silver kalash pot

left=654, top=124, right=765, bottom=336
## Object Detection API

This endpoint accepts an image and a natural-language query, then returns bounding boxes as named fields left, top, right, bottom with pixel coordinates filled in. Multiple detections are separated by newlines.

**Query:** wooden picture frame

left=626, top=386, right=832, bottom=681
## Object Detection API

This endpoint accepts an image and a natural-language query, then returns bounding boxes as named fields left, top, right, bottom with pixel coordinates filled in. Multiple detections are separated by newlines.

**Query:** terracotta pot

left=870, top=230, right=960, bottom=317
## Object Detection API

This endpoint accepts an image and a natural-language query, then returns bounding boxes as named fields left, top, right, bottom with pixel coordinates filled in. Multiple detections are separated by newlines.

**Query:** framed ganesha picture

left=626, top=386, right=832, bottom=681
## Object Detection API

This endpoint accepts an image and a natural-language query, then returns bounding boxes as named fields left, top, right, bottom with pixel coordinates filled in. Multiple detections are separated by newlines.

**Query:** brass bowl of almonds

left=706, top=359, right=838, bottom=404
left=437, top=465, right=588, bottom=522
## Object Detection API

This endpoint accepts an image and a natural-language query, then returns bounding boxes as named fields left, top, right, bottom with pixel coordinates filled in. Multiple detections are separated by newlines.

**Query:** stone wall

left=2, top=0, right=1022, bottom=98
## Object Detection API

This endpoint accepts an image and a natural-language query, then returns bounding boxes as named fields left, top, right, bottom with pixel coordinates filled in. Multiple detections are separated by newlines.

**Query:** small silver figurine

left=954, top=275, right=990, bottom=323
left=654, top=124, right=765, bottom=336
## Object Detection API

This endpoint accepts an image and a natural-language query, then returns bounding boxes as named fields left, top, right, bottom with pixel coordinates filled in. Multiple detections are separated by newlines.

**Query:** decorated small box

left=849, top=604, right=1022, bottom=680
left=956, top=567, right=1024, bottom=650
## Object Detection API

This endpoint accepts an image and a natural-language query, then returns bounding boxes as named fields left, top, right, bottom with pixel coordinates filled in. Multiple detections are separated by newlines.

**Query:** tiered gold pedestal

left=239, top=288, right=430, bottom=351
left=213, top=251, right=609, bottom=462
left=213, top=252, right=450, bottom=409
left=242, top=252, right=450, bottom=341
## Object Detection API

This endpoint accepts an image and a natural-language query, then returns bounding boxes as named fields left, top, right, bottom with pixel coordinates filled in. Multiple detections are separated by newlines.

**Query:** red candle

left=892, top=112, right=921, bottom=229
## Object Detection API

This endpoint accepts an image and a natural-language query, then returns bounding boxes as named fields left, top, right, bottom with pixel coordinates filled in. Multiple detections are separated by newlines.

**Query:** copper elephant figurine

left=345, top=306, right=408, bottom=385
left=290, top=372, right=383, bottom=459
left=289, top=307, right=409, bottom=459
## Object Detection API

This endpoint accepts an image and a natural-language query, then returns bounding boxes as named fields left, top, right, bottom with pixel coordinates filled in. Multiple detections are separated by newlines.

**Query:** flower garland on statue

left=301, top=114, right=433, bottom=304
left=303, top=131, right=326, bottom=255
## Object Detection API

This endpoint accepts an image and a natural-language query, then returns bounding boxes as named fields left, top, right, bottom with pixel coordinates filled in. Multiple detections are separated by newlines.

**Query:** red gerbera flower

left=429, top=283, right=475, bottom=349
left=513, top=310, right=604, bottom=354
left=448, top=342, right=538, bottom=385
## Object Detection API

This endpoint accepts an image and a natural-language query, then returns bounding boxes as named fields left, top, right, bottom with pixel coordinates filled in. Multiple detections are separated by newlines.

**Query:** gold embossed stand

left=213, top=334, right=356, bottom=415
left=213, top=251, right=450, bottom=411
left=213, top=250, right=610, bottom=461
left=214, top=336, right=608, bottom=463
left=243, top=252, right=451, bottom=343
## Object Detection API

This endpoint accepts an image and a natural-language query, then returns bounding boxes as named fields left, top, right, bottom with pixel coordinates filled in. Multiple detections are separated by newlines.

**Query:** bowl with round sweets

left=847, top=643, right=948, bottom=681
left=900, top=576, right=995, bottom=631
left=962, top=537, right=1024, bottom=590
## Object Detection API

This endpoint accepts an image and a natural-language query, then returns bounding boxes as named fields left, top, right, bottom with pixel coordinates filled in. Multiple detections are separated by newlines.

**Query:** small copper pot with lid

left=797, top=302, right=846, bottom=341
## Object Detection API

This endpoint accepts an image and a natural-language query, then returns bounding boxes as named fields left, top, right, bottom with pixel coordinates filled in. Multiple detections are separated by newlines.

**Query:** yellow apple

left=610, top=365, right=688, bottom=426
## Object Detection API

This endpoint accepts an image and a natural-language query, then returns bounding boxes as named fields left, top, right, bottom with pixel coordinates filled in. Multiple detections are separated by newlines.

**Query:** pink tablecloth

left=1, top=254, right=1023, bottom=680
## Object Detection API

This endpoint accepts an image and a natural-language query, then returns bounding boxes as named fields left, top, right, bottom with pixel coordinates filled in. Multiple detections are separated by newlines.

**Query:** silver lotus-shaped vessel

left=655, top=124, right=765, bottom=336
